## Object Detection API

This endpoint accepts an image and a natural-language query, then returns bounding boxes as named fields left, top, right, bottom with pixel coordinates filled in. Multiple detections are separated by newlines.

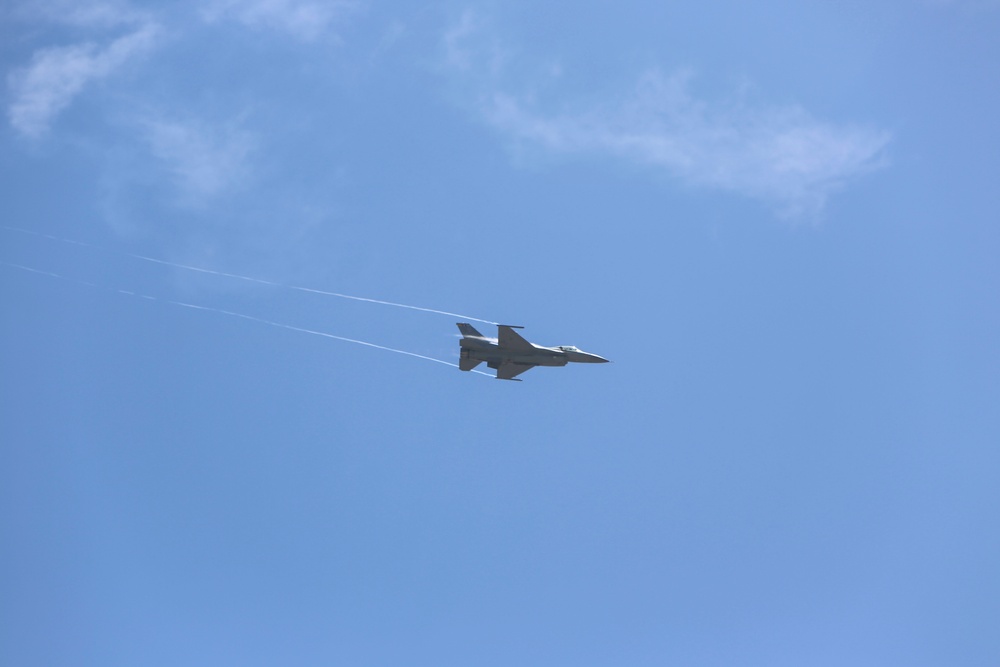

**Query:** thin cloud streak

left=484, top=70, right=890, bottom=217
left=12, top=0, right=153, bottom=28
left=7, top=21, right=158, bottom=137
left=201, top=0, right=358, bottom=42
left=924, top=0, right=1000, bottom=9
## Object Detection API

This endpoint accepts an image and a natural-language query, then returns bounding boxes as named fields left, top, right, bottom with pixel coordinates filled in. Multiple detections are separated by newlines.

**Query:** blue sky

left=2, top=1, right=998, bottom=665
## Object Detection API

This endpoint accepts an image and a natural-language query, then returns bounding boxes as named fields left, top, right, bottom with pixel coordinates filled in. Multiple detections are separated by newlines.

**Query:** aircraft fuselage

left=460, top=338, right=570, bottom=368
left=457, top=323, right=608, bottom=380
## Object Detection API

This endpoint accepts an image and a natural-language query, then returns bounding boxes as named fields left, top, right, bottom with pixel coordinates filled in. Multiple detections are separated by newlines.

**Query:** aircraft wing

left=497, top=325, right=534, bottom=351
left=496, top=361, right=536, bottom=381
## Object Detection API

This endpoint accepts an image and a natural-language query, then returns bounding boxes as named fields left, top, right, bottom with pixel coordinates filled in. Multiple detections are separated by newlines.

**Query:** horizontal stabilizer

left=459, top=356, right=482, bottom=372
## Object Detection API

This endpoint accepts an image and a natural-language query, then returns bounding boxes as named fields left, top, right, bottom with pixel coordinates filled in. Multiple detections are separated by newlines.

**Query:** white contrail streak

left=1, top=225, right=497, bottom=325
left=1, top=260, right=493, bottom=377
left=175, top=303, right=466, bottom=370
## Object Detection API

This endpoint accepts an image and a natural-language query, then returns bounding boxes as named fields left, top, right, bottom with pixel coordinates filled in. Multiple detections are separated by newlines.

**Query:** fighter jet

left=457, top=323, right=609, bottom=381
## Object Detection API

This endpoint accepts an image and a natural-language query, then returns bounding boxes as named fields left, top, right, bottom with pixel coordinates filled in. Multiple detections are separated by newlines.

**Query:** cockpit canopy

left=557, top=345, right=580, bottom=352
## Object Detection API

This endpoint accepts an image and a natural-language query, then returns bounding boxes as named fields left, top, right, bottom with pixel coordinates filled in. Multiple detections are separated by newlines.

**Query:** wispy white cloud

left=485, top=71, right=890, bottom=217
left=443, top=14, right=890, bottom=218
left=201, top=0, right=358, bottom=42
left=141, top=115, right=257, bottom=201
left=6, top=16, right=158, bottom=138
left=923, top=0, right=1000, bottom=9
left=370, top=20, right=405, bottom=60
left=442, top=9, right=478, bottom=71
left=442, top=9, right=511, bottom=77
left=12, top=0, right=152, bottom=29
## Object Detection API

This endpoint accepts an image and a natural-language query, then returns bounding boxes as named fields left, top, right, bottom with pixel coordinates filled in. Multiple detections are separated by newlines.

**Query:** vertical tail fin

left=457, top=323, right=484, bottom=338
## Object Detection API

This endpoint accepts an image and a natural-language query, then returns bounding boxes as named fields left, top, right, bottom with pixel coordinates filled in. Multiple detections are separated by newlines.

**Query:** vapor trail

left=1, top=225, right=497, bottom=325
left=175, top=303, right=469, bottom=371
left=1, top=260, right=492, bottom=377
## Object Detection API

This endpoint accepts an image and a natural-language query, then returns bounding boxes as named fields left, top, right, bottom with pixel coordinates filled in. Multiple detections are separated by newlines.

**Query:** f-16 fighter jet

left=457, top=323, right=609, bottom=381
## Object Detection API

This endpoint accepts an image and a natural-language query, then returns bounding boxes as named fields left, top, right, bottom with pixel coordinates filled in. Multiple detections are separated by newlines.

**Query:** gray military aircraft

left=457, top=323, right=609, bottom=381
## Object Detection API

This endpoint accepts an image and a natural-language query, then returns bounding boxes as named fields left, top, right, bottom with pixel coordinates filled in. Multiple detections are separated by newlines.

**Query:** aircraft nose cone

left=565, top=349, right=610, bottom=363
